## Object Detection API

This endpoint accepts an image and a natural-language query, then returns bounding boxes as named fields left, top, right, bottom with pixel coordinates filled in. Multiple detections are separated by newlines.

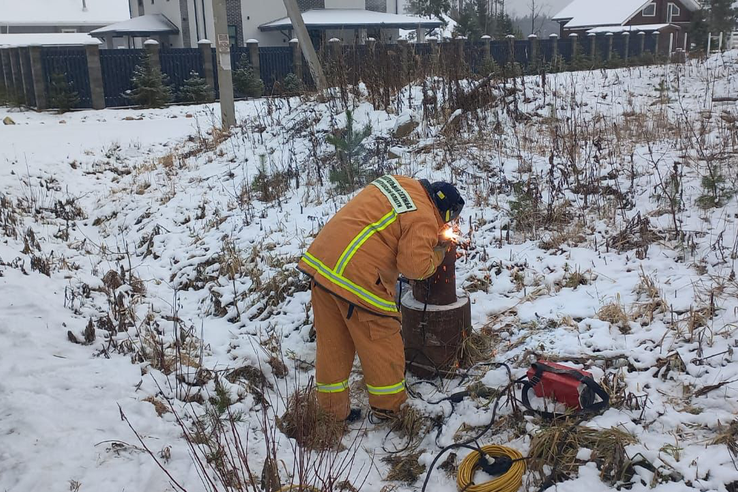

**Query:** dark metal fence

left=160, top=48, right=204, bottom=97
left=23, top=34, right=668, bottom=110
left=41, top=47, right=92, bottom=108
left=99, top=49, right=144, bottom=107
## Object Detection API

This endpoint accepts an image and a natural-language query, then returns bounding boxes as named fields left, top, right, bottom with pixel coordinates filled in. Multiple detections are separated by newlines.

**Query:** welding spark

left=442, top=227, right=460, bottom=243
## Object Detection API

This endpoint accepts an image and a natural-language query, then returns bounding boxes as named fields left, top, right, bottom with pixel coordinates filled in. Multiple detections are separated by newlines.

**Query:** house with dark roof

left=553, top=0, right=701, bottom=53
left=120, top=0, right=440, bottom=48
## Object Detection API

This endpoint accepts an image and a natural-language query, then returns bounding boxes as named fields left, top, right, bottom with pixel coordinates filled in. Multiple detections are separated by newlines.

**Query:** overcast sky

left=504, top=0, right=573, bottom=17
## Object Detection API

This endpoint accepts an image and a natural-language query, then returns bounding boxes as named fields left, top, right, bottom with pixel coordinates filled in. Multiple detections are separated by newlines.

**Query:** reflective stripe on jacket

left=298, top=175, right=444, bottom=316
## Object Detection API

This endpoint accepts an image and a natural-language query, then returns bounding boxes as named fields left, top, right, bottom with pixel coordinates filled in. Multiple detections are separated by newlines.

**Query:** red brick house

left=553, top=0, right=701, bottom=53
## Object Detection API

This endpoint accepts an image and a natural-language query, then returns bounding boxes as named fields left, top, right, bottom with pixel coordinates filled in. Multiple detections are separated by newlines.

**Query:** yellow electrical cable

left=456, top=445, right=526, bottom=492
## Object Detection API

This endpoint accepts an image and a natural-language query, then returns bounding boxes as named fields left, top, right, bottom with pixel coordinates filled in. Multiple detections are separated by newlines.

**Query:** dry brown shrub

left=382, top=452, right=425, bottom=484
left=277, top=386, right=344, bottom=450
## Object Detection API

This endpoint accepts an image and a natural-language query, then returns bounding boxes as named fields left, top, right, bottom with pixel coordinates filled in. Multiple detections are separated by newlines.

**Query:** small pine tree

left=327, top=110, right=373, bottom=192
left=129, top=53, right=172, bottom=108
left=179, top=70, right=212, bottom=103
left=282, top=73, right=303, bottom=95
left=233, top=55, right=264, bottom=98
left=49, top=72, right=80, bottom=113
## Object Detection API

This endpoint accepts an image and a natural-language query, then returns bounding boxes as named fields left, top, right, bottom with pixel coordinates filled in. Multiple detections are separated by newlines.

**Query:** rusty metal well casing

left=402, top=245, right=471, bottom=378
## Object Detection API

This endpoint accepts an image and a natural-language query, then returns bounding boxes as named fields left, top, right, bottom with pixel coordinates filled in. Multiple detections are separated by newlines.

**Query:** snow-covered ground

left=2, top=53, right=738, bottom=492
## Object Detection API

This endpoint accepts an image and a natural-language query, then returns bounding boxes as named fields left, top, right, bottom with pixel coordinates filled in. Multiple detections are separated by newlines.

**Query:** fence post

left=10, top=48, right=24, bottom=103
left=198, top=39, right=216, bottom=101
left=247, top=38, right=261, bottom=77
left=144, top=39, right=161, bottom=69
left=85, top=43, right=106, bottom=110
left=454, top=37, right=465, bottom=59
left=329, top=37, right=341, bottom=61
left=481, top=34, right=491, bottom=63
left=570, top=33, right=578, bottom=58
left=290, top=38, right=302, bottom=81
left=528, top=34, right=538, bottom=66
left=428, top=36, right=439, bottom=68
left=28, top=45, right=46, bottom=110
left=652, top=31, right=661, bottom=54
left=606, top=32, right=613, bottom=61
left=588, top=32, right=597, bottom=59
left=0, top=48, right=10, bottom=91
left=668, top=32, right=674, bottom=55
left=506, top=34, right=515, bottom=63
left=549, top=33, right=559, bottom=60
left=623, top=32, right=630, bottom=61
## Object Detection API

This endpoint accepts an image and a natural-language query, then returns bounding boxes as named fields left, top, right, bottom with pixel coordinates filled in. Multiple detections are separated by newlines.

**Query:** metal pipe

left=202, top=0, right=208, bottom=39
left=193, top=0, right=200, bottom=41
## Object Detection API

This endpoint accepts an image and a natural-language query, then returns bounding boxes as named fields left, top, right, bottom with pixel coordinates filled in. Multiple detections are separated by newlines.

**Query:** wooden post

left=718, top=31, right=723, bottom=51
left=282, top=0, right=327, bottom=91
left=28, top=45, right=47, bottom=110
left=623, top=32, right=630, bottom=61
left=198, top=39, right=216, bottom=101
left=570, top=33, right=579, bottom=57
left=213, top=0, right=235, bottom=128
left=290, top=38, right=302, bottom=80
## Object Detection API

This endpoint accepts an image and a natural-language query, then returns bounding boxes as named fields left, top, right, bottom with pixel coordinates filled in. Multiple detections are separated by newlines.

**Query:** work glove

left=433, top=241, right=449, bottom=266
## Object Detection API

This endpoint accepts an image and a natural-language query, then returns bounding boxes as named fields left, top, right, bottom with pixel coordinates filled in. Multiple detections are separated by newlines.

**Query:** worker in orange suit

left=298, top=175, right=465, bottom=421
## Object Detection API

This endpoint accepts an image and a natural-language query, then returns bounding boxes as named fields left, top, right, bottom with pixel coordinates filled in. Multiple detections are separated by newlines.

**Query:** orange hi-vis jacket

left=298, top=175, right=445, bottom=317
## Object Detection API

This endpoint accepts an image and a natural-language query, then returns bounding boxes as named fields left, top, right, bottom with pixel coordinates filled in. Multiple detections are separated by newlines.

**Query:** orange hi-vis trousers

left=312, top=284, right=407, bottom=420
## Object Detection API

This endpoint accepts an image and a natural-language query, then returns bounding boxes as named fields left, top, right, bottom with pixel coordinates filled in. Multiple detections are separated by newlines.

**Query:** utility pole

left=282, top=0, right=328, bottom=91
left=212, top=0, right=236, bottom=128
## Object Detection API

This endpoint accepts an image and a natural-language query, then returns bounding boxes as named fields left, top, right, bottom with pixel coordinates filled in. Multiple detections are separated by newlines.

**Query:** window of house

left=668, top=3, right=681, bottom=18
left=228, top=25, right=238, bottom=46
left=137, top=0, right=143, bottom=6
left=642, top=2, right=656, bottom=16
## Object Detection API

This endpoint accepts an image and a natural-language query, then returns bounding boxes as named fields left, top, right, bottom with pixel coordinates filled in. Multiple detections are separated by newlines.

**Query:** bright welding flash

left=442, top=227, right=459, bottom=243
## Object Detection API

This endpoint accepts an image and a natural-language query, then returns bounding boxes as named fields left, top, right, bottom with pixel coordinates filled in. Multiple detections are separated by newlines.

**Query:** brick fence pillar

left=623, top=32, right=630, bottom=61
left=144, top=39, right=161, bottom=68
left=481, top=34, right=491, bottom=63
left=570, top=33, right=579, bottom=57
left=506, top=34, right=515, bottom=63
left=528, top=34, right=538, bottom=66
left=85, top=43, right=106, bottom=109
left=247, top=38, right=261, bottom=83
left=428, top=36, right=439, bottom=68
left=290, top=38, right=302, bottom=81
left=652, top=31, right=661, bottom=54
left=606, top=32, right=614, bottom=61
left=198, top=39, right=216, bottom=101
left=550, top=33, right=559, bottom=60
left=639, top=31, right=646, bottom=54
left=588, top=32, right=597, bottom=59
left=398, top=38, right=409, bottom=80
left=28, top=45, right=47, bottom=110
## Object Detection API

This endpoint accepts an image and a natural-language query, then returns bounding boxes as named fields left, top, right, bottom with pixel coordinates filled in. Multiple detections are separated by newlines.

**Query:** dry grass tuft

left=277, top=386, right=344, bottom=450
left=528, top=424, right=637, bottom=486
left=711, top=421, right=738, bottom=459
left=143, top=395, right=170, bottom=417
left=598, top=298, right=631, bottom=334
left=382, top=452, right=425, bottom=484
left=459, top=330, right=494, bottom=367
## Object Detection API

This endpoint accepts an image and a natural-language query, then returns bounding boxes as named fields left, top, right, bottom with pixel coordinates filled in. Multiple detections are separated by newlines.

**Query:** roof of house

left=260, top=9, right=443, bottom=32
left=587, top=23, right=673, bottom=34
left=553, top=0, right=701, bottom=29
left=0, top=33, right=101, bottom=47
left=0, top=0, right=130, bottom=26
left=90, top=14, right=179, bottom=36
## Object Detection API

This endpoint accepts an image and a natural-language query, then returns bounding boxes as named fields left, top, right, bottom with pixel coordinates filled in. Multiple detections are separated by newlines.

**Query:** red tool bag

left=522, top=361, right=609, bottom=417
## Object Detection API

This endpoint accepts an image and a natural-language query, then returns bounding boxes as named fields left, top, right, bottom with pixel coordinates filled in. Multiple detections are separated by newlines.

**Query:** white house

left=0, top=0, right=130, bottom=35
left=107, top=0, right=440, bottom=48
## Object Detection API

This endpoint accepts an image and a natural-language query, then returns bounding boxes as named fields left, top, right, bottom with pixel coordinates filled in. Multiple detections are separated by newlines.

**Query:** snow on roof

left=553, top=0, right=701, bottom=29
left=260, top=9, right=443, bottom=32
left=0, top=0, right=130, bottom=26
left=0, top=33, right=101, bottom=47
left=587, top=23, right=672, bottom=34
left=90, top=14, right=179, bottom=36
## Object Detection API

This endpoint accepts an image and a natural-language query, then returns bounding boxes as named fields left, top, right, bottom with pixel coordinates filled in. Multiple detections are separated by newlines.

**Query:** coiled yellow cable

left=456, top=445, right=526, bottom=492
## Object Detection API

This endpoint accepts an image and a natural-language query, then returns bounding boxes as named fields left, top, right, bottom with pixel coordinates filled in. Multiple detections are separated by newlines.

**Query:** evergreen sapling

left=129, top=53, right=172, bottom=108
left=179, top=70, right=212, bottom=103
left=49, top=72, right=80, bottom=113
left=233, top=55, right=264, bottom=98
